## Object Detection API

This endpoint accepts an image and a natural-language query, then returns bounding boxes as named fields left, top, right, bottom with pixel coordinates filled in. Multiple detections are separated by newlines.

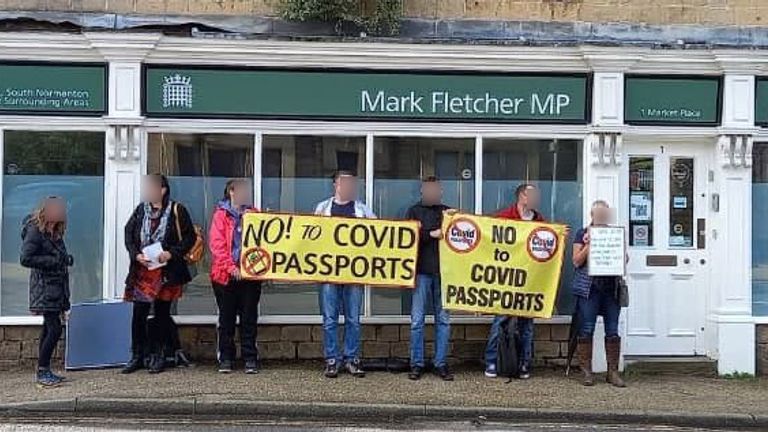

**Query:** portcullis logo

left=526, top=227, right=559, bottom=262
left=445, top=218, right=481, bottom=254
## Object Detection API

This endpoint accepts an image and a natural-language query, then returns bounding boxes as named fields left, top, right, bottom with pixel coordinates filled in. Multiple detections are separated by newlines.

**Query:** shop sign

left=144, top=66, right=589, bottom=123
left=0, top=63, right=106, bottom=115
left=755, top=78, right=768, bottom=126
left=624, top=76, right=721, bottom=125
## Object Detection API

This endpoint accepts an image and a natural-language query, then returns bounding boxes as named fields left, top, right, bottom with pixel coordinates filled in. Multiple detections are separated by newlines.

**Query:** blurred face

left=45, top=198, right=66, bottom=223
left=230, top=181, right=252, bottom=206
left=142, top=176, right=165, bottom=204
left=519, top=186, right=540, bottom=210
left=591, top=204, right=612, bottom=225
left=421, top=181, right=442, bottom=204
left=334, top=174, right=357, bottom=201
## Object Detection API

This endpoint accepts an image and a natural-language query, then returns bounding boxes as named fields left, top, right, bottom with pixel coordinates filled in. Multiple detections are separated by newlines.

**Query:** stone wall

left=0, top=323, right=571, bottom=369
left=0, top=1, right=764, bottom=27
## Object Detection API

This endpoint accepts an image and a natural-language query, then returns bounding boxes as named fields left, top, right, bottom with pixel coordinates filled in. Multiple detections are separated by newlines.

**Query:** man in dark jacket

left=484, top=183, right=544, bottom=380
left=405, top=176, right=453, bottom=381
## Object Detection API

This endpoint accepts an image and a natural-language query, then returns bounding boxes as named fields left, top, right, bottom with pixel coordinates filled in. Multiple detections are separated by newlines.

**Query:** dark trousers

left=213, top=280, right=262, bottom=363
left=38, top=311, right=62, bottom=370
left=131, top=300, right=172, bottom=356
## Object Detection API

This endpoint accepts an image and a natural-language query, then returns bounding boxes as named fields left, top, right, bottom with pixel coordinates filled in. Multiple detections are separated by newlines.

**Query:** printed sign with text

left=439, top=213, right=566, bottom=319
left=239, top=213, right=419, bottom=287
left=587, top=226, right=626, bottom=277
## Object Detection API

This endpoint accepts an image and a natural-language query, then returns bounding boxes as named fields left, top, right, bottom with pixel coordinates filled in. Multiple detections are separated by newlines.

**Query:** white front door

left=622, top=140, right=710, bottom=356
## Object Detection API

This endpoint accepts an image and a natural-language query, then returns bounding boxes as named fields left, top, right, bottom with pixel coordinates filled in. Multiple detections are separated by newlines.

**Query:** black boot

left=147, top=353, right=165, bottom=374
left=121, top=350, right=145, bottom=374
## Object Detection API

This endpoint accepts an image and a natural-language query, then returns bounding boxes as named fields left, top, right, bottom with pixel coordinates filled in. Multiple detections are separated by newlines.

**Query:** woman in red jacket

left=208, top=179, right=261, bottom=374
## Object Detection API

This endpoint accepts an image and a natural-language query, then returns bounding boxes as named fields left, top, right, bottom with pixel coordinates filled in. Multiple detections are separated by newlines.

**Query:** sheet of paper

left=588, top=226, right=626, bottom=277
left=142, top=242, right=166, bottom=271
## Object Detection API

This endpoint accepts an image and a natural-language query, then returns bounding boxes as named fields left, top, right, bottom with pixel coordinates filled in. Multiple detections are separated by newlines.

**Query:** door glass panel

left=752, top=143, right=768, bottom=315
left=629, top=156, right=654, bottom=247
left=669, top=157, right=694, bottom=248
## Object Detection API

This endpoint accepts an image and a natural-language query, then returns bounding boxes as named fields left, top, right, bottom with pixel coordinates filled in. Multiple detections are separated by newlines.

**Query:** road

left=0, top=417, right=751, bottom=432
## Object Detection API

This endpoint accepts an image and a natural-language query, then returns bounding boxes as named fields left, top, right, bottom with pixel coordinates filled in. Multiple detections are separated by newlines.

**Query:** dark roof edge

left=1, top=10, right=768, bottom=49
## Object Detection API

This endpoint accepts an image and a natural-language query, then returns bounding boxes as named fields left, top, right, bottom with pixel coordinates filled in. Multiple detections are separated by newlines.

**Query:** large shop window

left=372, top=137, right=475, bottom=315
left=482, top=139, right=582, bottom=314
left=261, top=135, right=366, bottom=315
left=147, top=133, right=253, bottom=315
left=753, top=143, right=768, bottom=316
left=1, top=131, right=105, bottom=316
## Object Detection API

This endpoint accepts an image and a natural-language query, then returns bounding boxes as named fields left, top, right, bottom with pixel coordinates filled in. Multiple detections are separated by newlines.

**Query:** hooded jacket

left=209, top=200, right=257, bottom=286
left=20, top=217, right=72, bottom=313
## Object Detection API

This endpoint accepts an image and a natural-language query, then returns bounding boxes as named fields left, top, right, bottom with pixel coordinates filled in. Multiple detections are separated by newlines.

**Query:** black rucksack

left=496, top=317, right=520, bottom=380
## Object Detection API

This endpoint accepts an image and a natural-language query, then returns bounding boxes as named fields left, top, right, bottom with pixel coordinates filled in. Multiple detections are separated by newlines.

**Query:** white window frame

left=0, top=120, right=109, bottom=325
left=135, top=120, right=586, bottom=325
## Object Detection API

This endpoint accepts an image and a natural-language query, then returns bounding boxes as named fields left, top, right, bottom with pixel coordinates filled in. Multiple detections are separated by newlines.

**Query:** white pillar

left=709, top=72, right=756, bottom=374
left=87, top=33, right=160, bottom=299
left=585, top=72, right=625, bottom=372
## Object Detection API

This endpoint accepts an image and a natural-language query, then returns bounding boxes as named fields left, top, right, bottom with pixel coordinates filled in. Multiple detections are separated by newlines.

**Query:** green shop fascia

left=0, top=62, right=106, bottom=115
left=143, top=66, right=591, bottom=123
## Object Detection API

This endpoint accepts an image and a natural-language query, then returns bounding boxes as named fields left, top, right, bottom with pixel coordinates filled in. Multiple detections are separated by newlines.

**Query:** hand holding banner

left=440, top=213, right=566, bottom=319
left=240, top=213, right=419, bottom=287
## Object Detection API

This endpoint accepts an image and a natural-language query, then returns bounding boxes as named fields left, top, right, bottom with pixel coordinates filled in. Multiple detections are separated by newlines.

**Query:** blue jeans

left=576, top=283, right=620, bottom=338
left=410, top=274, right=451, bottom=368
left=319, top=284, right=363, bottom=363
left=484, top=316, right=534, bottom=369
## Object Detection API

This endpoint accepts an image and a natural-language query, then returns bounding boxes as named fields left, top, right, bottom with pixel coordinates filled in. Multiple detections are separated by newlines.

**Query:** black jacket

left=124, top=202, right=196, bottom=290
left=406, top=202, right=449, bottom=275
left=20, top=219, right=72, bottom=313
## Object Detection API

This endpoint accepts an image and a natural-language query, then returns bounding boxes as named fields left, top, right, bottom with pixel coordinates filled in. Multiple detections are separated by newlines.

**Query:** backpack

left=173, top=203, right=204, bottom=264
left=496, top=317, right=520, bottom=380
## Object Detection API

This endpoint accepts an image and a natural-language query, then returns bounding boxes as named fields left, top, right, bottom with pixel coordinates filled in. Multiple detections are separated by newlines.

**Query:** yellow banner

left=240, top=213, right=419, bottom=287
left=440, top=213, right=566, bottom=318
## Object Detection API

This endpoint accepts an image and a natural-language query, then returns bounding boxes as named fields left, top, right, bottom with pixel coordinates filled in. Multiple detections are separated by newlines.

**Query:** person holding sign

left=122, top=174, right=196, bottom=375
left=209, top=179, right=262, bottom=374
left=404, top=177, right=454, bottom=381
left=314, top=170, right=375, bottom=378
left=484, top=184, right=544, bottom=380
left=572, top=200, right=626, bottom=388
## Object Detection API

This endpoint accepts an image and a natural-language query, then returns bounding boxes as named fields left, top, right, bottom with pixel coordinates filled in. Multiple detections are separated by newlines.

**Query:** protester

left=484, top=183, right=543, bottom=380
left=209, top=179, right=262, bottom=374
left=404, top=176, right=453, bottom=381
left=314, top=170, right=375, bottom=378
left=122, top=174, right=196, bottom=374
left=21, top=196, right=72, bottom=387
left=572, top=200, right=626, bottom=387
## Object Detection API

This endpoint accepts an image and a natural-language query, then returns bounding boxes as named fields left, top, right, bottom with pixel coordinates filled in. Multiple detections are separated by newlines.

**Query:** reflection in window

left=752, top=143, right=768, bottom=316
left=629, top=157, right=654, bottom=247
left=372, top=137, right=475, bottom=315
left=482, top=139, right=582, bottom=314
left=1, top=131, right=104, bottom=316
left=147, top=133, right=253, bottom=315
left=261, top=135, right=366, bottom=315
left=668, top=158, right=694, bottom=248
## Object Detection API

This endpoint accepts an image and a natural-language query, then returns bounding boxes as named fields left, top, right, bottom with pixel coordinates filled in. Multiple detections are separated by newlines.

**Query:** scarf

left=140, top=201, right=173, bottom=248
left=220, top=199, right=245, bottom=265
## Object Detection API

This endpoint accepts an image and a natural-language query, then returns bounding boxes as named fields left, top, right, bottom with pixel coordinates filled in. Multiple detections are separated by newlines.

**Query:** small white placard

left=588, top=226, right=626, bottom=277
left=142, top=242, right=167, bottom=271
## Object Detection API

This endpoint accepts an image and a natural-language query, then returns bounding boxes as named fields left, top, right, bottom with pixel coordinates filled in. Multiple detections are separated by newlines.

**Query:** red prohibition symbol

left=241, top=246, right=272, bottom=278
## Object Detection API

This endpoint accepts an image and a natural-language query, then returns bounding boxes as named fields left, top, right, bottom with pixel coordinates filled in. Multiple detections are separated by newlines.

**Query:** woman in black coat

left=20, top=196, right=73, bottom=387
left=122, top=174, right=195, bottom=374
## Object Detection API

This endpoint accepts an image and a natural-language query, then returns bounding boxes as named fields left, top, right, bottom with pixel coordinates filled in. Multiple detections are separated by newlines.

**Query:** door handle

left=683, top=258, right=690, bottom=264
left=700, top=259, right=706, bottom=265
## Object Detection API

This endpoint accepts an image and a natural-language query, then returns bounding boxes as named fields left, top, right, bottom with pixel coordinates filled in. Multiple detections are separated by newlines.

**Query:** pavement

left=0, top=362, right=766, bottom=429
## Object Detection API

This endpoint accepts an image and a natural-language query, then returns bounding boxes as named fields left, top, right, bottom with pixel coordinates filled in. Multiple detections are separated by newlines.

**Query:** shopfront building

left=0, top=32, right=761, bottom=375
